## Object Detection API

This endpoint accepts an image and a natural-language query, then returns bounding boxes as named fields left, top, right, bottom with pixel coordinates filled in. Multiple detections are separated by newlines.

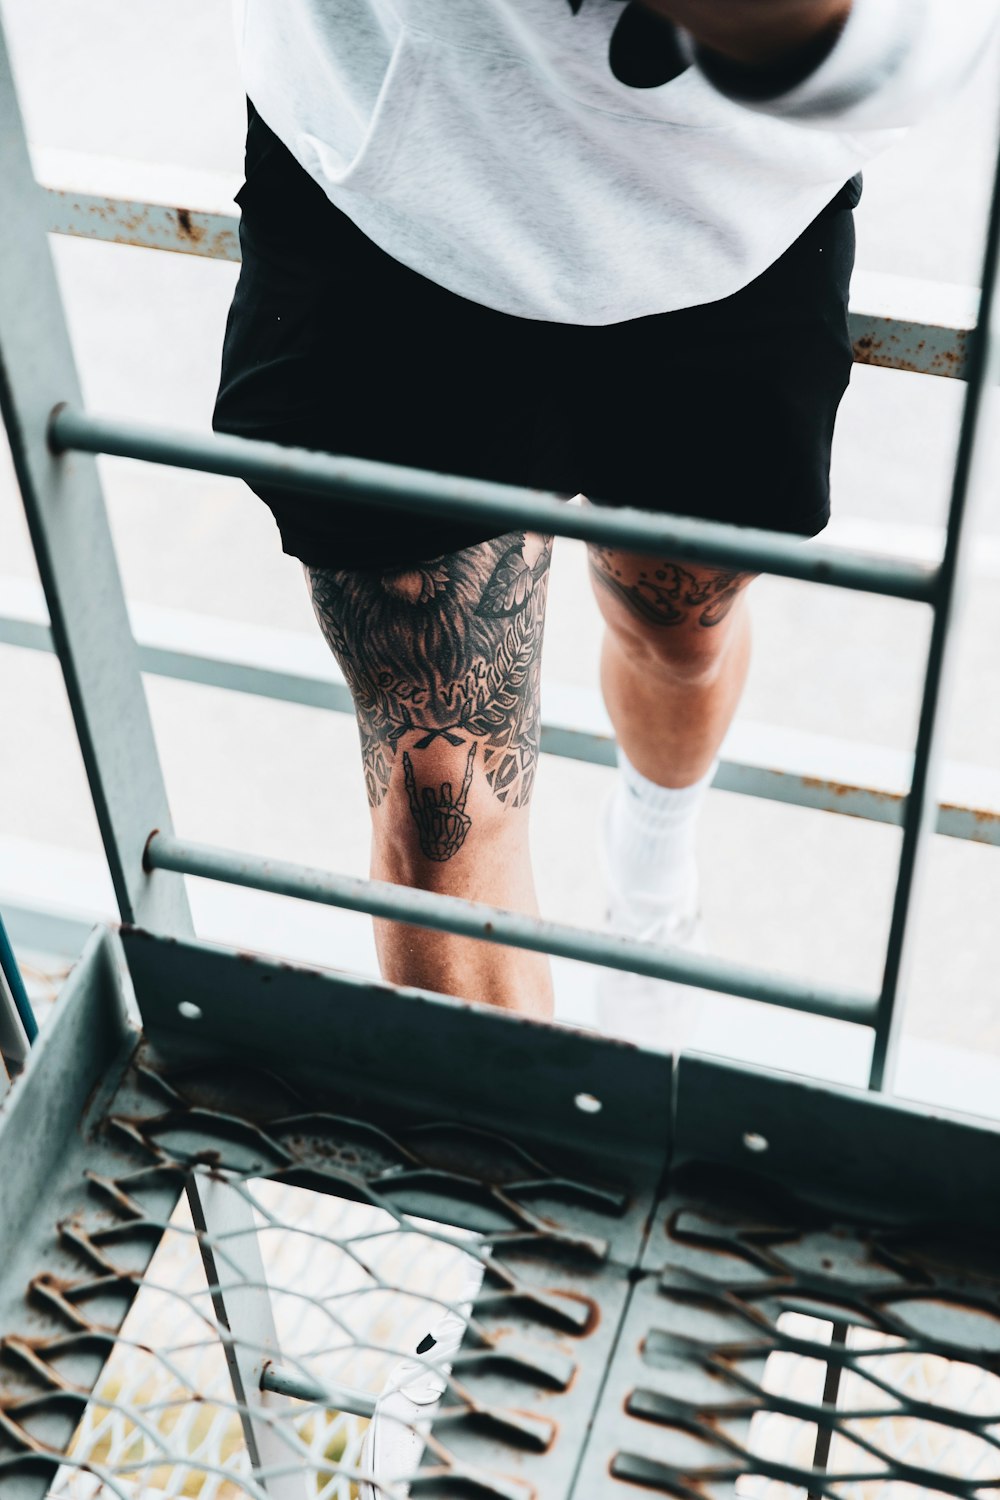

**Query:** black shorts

left=214, top=101, right=859, bottom=572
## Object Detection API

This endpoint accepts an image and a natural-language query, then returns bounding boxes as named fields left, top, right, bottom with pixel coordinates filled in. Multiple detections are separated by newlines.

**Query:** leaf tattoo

left=306, top=531, right=550, bottom=825
left=476, top=543, right=551, bottom=617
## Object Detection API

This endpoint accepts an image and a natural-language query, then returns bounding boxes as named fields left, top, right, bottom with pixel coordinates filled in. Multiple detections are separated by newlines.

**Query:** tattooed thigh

left=588, top=545, right=755, bottom=630
left=305, top=531, right=551, bottom=858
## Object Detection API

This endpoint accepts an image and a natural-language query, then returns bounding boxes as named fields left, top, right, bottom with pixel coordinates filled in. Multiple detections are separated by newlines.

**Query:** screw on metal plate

left=574, top=1093, right=603, bottom=1115
left=742, top=1131, right=769, bottom=1153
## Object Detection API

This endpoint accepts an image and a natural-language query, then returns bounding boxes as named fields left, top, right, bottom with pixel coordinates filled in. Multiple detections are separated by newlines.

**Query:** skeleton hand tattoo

left=402, top=743, right=477, bottom=862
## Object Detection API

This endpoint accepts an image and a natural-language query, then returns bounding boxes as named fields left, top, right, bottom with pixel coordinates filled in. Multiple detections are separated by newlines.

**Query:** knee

left=590, top=551, right=752, bottom=687
left=606, top=606, right=745, bottom=688
left=371, top=742, right=523, bottom=889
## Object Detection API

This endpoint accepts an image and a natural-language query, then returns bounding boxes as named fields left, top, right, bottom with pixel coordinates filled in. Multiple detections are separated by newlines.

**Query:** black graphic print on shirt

left=566, top=0, right=690, bottom=88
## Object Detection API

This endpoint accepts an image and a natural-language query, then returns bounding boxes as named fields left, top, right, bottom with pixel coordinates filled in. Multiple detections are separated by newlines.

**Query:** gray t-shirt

left=235, top=0, right=997, bottom=323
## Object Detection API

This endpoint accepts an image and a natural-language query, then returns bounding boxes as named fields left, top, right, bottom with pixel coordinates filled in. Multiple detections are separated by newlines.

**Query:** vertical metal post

left=0, top=23, right=190, bottom=935
left=869, top=109, right=1000, bottom=1091
left=0, top=28, right=305, bottom=1485
left=188, top=1174, right=310, bottom=1499
left=807, top=1319, right=849, bottom=1497
left=0, top=907, right=36, bottom=1051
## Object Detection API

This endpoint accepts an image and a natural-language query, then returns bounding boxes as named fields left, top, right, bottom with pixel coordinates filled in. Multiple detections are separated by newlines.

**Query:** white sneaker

left=596, top=803, right=708, bottom=1053
left=359, top=1270, right=483, bottom=1498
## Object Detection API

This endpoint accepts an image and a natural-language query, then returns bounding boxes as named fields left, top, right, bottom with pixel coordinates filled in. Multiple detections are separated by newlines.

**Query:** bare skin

left=307, top=529, right=754, bottom=1016
left=639, top=0, right=852, bottom=70
left=588, top=547, right=754, bottom=788
left=306, top=532, right=554, bottom=1018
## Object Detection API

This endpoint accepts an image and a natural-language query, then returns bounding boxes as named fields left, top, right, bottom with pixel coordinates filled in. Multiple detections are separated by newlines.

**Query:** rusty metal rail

left=32, top=152, right=978, bottom=380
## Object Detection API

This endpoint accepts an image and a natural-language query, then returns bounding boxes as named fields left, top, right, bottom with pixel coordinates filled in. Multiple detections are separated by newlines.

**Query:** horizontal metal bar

left=45, top=186, right=240, bottom=262
left=848, top=270, right=977, bottom=381
left=0, top=900, right=95, bottom=964
left=144, top=831, right=876, bottom=1025
left=49, top=406, right=939, bottom=600
left=35, top=163, right=976, bottom=380
left=260, top=1363, right=376, bottom=1418
left=34, top=147, right=242, bottom=259
left=4, top=581, right=999, bottom=844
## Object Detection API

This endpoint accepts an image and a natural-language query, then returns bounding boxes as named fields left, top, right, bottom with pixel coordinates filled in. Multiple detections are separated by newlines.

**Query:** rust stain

left=502, top=1407, right=558, bottom=1453
left=176, top=207, right=205, bottom=244
left=852, top=328, right=968, bottom=378
left=940, top=800, right=1000, bottom=828
left=798, top=774, right=900, bottom=805
left=545, top=1289, right=601, bottom=1337
left=28, top=1275, right=116, bottom=1334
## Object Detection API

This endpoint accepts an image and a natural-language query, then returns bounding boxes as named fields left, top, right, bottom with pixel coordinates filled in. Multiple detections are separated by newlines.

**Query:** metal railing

left=1, top=40, right=998, bottom=1093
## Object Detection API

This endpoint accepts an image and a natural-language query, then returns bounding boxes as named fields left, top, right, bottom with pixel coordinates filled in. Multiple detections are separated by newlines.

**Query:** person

left=214, top=0, right=998, bottom=1042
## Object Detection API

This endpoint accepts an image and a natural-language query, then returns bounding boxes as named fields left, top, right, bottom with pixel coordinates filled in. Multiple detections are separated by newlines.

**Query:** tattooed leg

left=305, top=531, right=553, bottom=1016
left=588, top=545, right=755, bottom=788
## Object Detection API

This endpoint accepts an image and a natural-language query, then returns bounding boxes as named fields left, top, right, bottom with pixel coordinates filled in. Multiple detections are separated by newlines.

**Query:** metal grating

left=0, top=930, right=997, bottom=1500
left=588, top=1168, right=1000, bottom=1498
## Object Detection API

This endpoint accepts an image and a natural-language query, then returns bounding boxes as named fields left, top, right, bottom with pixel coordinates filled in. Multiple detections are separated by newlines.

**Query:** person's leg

left=580, top=187, right=857, bottom=955
left=306, top=530, right=554, bottom=1018
left=587, top=549, right=755, bottom=1044
left=589, top=550, right=754, bottom=790
left=590, top=547, right=753, bottom=926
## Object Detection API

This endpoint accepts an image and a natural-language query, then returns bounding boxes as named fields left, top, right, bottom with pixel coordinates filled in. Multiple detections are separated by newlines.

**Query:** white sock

left=604, top=749, right=717, bottom=917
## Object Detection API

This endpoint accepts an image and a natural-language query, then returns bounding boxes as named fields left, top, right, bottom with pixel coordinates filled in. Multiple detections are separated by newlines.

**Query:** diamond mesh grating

left=0, top=933, right=998, bottom=1500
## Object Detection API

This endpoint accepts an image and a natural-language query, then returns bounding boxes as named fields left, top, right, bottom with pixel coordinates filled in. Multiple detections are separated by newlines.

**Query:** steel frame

left=6, top=579, right=1000, bottom=847
left=1, top=26, right=998, bottom=1078
left=2, top=19, right=1000, bottom=1496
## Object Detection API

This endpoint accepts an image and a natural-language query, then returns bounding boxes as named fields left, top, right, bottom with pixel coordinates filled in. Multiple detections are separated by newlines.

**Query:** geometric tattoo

left=588, top=547, right=750, bottom=629
left=306, top=531, right=551, bottom=858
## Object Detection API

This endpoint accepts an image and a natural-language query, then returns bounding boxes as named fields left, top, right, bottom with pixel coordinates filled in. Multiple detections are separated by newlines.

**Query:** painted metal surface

left=848, top=270, right=978, bottom=380
left=46, top=191, right=240, bottom=263
left=580, top=1082, right=1000, bottom=1497
left=35, top=149, right=242, bottom=262
left=869, top=117, right=1000, bottom=1093
left=35, top=163, right=978, bottom=379
left=0, top=909, right=36, bottom=1054
left=5, top=578, right=1000, bottom=847
left=260, top=1365, right=377, bottom=1420
left=187, top=1174, right=311, bottom=1499
left=0, top=38, right=190, bottom=937
left=48, top=405, right=939, bottom=601
left=0, top=928, right=175, bottom=1500
left=1, top=931, right=998, bottom=1498
left=143, top=830, right=877, bottom=1025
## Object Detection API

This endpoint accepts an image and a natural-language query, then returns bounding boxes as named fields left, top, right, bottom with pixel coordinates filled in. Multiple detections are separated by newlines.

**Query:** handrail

left=49, top=406, right=940, bottom=600
left=31, top=151, right=977, bottom=380
left=2, top=578, right=999, bottom=845
left=143, top=830, right=878, bottom=1026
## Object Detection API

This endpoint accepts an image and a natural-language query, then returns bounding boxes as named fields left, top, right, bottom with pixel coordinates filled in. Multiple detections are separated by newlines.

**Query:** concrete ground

left=2, top=2, right=1000, bottom=1114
